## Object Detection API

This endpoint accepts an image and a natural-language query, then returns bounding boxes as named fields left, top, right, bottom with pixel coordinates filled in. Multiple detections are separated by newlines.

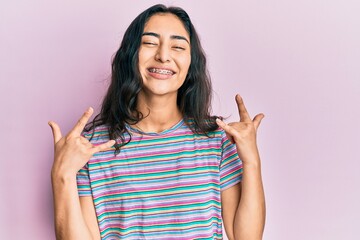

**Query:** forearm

left=51, top=173, right=93, bottom=240
left=234, top=155, right=266, bottom=240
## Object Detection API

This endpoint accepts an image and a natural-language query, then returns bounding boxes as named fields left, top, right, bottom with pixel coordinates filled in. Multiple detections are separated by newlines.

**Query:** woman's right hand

left=49, top=107, right=115, bottom=179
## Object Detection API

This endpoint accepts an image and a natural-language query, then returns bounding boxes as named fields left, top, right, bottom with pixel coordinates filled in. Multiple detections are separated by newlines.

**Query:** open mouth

left=148, top=68, right=175, bottom=75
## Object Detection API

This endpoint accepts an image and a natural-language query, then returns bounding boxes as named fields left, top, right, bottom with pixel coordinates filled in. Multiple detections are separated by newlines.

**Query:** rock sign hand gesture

left=49, top=107, right=115, bottom=177
left=216, top=94, right=264, bottom=164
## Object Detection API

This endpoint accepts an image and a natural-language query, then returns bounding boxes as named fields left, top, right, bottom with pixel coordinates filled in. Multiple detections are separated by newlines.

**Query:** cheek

left=179, top=55, right=191, bottom=73
left=138, top=49, right=145, bottom=68
left=138, top=47, right=151, bottom=68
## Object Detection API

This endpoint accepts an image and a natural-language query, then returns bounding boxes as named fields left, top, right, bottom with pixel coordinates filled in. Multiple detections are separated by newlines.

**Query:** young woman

left=49, top=4, right=265, bottom=240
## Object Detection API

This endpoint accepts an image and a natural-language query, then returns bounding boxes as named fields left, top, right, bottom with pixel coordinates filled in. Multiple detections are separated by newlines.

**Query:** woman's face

left=138, top=13, right=191, bottom=97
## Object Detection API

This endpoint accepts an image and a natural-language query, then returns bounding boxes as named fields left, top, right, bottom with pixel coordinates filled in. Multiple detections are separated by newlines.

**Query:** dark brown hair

left=86, top=4, right=218, bottom=154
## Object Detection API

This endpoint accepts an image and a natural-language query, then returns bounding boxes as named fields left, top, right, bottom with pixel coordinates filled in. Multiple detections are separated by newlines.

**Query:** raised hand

left=216, top=94, right=264, bottom=164
left=49, top=107, right=115, bottom=178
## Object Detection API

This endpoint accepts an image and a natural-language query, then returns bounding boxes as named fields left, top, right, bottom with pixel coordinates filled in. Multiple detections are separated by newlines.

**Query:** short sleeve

left=219, top=131, right=243, bottom=191
left=76, top=130, right=93, bottom=197
left=76, top=163, right=92, bottom=196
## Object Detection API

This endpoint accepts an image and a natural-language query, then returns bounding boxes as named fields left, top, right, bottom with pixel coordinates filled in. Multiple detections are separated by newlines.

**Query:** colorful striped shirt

left=77, top=119, right=243, bottom=239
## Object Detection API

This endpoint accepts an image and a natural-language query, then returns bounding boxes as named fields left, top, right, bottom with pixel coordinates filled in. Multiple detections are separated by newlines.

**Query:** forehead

left=143, top=13, right=189, bottom=39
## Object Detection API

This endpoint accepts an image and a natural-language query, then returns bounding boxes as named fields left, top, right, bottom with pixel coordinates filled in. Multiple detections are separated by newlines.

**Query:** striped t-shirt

left=77, top=119, right=243, bottom=240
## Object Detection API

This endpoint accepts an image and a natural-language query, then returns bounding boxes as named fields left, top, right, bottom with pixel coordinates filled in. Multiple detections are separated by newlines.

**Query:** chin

left=142, top=87, right=179, bottom=97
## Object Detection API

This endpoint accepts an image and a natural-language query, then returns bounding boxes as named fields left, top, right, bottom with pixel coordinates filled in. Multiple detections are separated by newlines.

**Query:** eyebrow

left=142, top=32, right=190, bottom=44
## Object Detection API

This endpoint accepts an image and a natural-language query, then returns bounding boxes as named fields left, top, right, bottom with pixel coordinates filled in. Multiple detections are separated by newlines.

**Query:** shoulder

left=184, top=118, right=226, bottom=138
left=82, top=124, right=110, bottom=144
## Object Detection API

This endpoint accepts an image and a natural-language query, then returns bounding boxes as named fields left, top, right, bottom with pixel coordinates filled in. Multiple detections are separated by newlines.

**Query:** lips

left=147, top=67, right=175, bottom=75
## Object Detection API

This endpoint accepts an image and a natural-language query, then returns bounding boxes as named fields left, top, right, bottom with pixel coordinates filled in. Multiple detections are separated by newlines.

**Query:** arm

left=80, top=196, right=102, bottom=239
left=51, top=174, right=100, bottom=240
left=222, top=161, right=265, bottom=240
left=49, top=108, right=114, bottom=240
left=217, top=95, right=266, bottom=240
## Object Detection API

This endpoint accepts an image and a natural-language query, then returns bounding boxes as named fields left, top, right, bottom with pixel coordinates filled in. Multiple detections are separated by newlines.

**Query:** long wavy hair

left=86, top=4, right=219, bottom=154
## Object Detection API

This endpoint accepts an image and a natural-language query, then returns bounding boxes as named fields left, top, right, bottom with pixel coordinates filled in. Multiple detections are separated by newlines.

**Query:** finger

left=91, top=140, right=116, bottom=154
left=236, top=94, right=251, bottom=122
left=70, top=107, right=93, bottom=136
left=48, top=121, right=62, bottom=144
left=216, top=118, right=239, bottom=142
left=216, top=118, right=227, bottom=130
left=253, top=113, right=265, bottom=130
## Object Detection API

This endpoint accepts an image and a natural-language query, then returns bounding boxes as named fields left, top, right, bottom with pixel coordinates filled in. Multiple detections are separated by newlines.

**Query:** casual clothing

left=77, top=119, right=242, bottom=240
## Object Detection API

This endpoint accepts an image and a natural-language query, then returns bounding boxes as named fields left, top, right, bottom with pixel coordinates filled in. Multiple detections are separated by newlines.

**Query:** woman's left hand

left=216, top=94, right=264, bottom=165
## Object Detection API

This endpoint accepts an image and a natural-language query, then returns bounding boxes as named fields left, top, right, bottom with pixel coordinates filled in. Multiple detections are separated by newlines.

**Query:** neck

left=134, top=91, right=183, bottom=133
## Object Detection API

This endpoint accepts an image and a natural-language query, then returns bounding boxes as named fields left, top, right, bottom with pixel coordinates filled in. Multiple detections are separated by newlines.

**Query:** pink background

left=1, top=1, right=359, bottom=239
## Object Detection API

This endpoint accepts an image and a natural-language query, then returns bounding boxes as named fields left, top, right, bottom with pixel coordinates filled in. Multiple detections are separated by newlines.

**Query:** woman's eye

left=143, top=42, right=157, bottom=46
left=173, top=46, right=185, bottom=50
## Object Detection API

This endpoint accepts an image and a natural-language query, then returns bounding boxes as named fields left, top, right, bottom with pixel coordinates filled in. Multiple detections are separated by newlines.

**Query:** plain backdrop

left=1, top=0, right=359, bottom=239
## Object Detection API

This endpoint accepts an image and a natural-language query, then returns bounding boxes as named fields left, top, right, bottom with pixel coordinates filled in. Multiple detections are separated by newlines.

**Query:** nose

left=155, top=44, right=171, bottom=63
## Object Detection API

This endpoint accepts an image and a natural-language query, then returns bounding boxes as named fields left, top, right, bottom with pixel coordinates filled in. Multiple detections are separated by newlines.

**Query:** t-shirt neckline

left=126, top=119, right=184, bottom=136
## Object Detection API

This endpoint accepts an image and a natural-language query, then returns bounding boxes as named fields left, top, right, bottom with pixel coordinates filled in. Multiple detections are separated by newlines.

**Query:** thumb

left=253, top=113, right=265, bottom=130
left=48, top=121, right=62, bottom=144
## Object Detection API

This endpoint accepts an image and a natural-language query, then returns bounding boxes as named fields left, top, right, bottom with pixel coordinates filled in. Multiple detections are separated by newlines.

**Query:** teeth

left=149, top=68, right=173, bottom=75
